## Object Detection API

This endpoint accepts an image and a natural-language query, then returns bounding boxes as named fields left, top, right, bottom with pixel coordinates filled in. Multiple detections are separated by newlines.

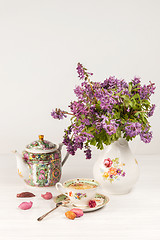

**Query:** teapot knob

left=39, top=135, right=44, bottom=141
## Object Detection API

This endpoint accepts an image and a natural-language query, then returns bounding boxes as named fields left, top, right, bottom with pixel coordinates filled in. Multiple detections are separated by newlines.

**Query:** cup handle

left=56, top=182, right=68, bottom=196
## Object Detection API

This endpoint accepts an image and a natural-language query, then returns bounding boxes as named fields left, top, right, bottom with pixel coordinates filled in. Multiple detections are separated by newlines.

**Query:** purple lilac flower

left=83, top=132, right=94, bottom=140
left=66, top=142, right=76, bottom=155
left=105, top=122, right=118, bottom=135
left=140, top=126, right=152, bottom=143
left=121, top=172, right=126, bottom=177
left=127, top=107, right=130, bottom=112
left=63, top=125, right=94, bottom=156
left=132, top=77, right=141, bottom=86
left=70, top=101, right=88, bottom=117
left=125, top=122, right=142, bottom=137
left=99, top=92, right=117, bottom=112
left=74, top=135, right=86, bottom=144
left=147, top=81, right=156, bottom=95
left=63, top=134, right=70, bottom=145
left=148, top=104, right=156, bottom=117
left=51, top=63, right=156, bottom=160
left=81, top=81, right=95, bottom=101
left=102, top=116, right=119, bottom=135
left=51, top=109, right=67, bottom=120
left=139, top=82, right=156, bottom=100
left=101, top=76, right=128, bottom=94
left=82, top=118, right=90, bottom=125
left=139, top=85, right=149, bottom=99
left=65, top=126, right=72, bottom=135
left=84, top=148, right=91, bottom=159
left=76, top=63, right=93, bottom=80
left=95, top=120, right=102, bottom=131
left=74, top=132, right=94, bottom=149
left=101, top=115, right=109, bottom=122
left=76, top=63, right=85, bottom=80
left=73, top=125, right=85, bottom=134
left=74, top=86, right=84, bottom=100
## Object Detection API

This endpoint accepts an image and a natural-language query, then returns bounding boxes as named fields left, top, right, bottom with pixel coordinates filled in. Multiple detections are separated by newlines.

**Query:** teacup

left=56, top=178, right=99, bottom=207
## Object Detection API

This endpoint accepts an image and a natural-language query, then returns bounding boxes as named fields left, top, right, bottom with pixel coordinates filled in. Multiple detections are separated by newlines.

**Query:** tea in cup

left=56, top=178, right=99, bottom=206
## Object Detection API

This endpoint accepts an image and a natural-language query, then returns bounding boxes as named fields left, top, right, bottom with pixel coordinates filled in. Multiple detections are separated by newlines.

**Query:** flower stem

left=64, top=112, right=74, bottom=116
left=88, top=79, right=98, bottom=102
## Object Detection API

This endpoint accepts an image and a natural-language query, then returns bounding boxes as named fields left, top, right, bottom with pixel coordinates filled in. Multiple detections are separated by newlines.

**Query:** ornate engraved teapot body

left=14, top=135, right=69, bottom=187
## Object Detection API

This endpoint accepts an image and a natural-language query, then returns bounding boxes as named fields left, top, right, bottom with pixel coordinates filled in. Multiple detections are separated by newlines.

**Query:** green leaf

left=131, top=93, right=140, bottom=101
left=128, top=82, right=132, bottom=93
left=76, top=119, right=82, bottom=126
left=120, top=118, right=126, bottom=124
left=142, top=99, right=150, bottom=105
left=96, top=139, right=103, bottom=150
left=87, top=126, right=95, bottom=133
left=81, top=114, right=85, bottom=119
left=121, top=95, right=130, bottom=107
left=129, top=100, right=134, bottom=108
left=90, top=138, right=96, bottom=146
left=134, top=112, right=140, bottom=117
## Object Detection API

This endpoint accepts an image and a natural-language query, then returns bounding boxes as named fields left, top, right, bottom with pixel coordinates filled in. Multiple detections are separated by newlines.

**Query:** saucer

left=54, top=193, right=109, bottom=212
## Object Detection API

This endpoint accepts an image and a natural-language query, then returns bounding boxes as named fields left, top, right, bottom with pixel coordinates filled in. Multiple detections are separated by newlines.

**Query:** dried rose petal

left=17, top=192, right=35, bottom=198
left=41, top=192, right=52, bottom=200
left=18, top=201, right=33, bottom=210
left=70, top=208, right=84, bottom=218
left=88, top=200, right=96, bottom=208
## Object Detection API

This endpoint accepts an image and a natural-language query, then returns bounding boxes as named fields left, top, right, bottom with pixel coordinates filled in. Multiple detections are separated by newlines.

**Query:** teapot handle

left=58, top=143, right=70, bottom=166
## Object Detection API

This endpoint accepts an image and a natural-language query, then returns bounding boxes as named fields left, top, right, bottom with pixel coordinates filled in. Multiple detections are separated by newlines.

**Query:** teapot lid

left=25, top=135, right=57, bottom=153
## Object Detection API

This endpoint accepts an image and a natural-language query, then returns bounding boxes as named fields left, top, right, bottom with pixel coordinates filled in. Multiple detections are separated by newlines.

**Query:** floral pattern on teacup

left=74, top=193, right=87, bottom=200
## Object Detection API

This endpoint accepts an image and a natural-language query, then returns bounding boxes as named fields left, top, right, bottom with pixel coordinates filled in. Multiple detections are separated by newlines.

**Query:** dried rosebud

left=17, top=192, right=35, bottom=198
left=18, top=201, right=33, bottom=210
left=88, top=200, right=96, bottom=208
left=70, top=208, right=84, bottom=218
left=65, top=211, right=76, bottom=220
left=41, top=192, right=52, bottom=200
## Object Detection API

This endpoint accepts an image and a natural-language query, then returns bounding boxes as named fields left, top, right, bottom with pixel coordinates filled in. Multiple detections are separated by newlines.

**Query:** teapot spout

left=13, top=150, right=28, bottom=179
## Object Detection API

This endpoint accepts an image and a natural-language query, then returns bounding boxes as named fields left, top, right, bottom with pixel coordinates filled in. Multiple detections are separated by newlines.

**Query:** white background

left=0, top=0, right=160, bottom=156
left=0, top=2, right=160, bottom=239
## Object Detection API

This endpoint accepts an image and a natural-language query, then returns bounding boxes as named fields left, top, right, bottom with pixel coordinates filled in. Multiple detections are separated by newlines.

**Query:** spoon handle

left=37, top=205, right=59, bottom=221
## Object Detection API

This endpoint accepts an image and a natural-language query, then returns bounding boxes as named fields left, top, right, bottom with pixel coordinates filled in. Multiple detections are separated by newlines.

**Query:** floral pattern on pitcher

left=101, top=157, right=126, bottom=183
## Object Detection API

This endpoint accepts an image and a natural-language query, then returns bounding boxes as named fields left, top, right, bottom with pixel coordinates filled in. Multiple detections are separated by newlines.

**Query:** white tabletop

left=0, top=153, right=160, bottom=240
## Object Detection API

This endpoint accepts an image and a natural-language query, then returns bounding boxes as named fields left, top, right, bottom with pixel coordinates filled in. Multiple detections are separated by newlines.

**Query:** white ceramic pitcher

left=93, top=138, right=139, bottom=194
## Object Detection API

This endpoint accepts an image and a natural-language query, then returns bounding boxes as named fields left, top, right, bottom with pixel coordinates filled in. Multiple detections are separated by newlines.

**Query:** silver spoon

left=37, top=202, right=63, bottom=221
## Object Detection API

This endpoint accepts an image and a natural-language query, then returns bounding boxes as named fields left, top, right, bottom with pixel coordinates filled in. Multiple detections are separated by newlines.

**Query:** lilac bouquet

left=51, top=63, right=156, bottom=159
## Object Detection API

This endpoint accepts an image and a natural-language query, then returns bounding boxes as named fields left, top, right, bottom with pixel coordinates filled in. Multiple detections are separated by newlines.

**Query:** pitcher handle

left=58, top=143, right=70, bottom=166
